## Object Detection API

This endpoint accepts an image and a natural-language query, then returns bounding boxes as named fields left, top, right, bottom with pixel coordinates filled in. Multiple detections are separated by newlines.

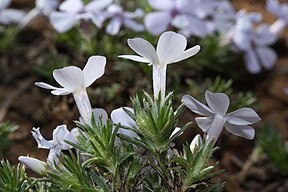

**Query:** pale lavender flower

left=266, top=0, right=288, bottom=35
left=198, top=1, right=235, bottom=35
left=119, top=31, right=200, bottom=100
left=18, top=156, right=48, bottom=175
left=229, top=10, right=277, bottom=73
left=32, top=125, right=73, bottom=164
left=103, top=4, right=144, bottom=35
left=18, top=0, right=60, bottom=29
left=0, top=0, right=26, bottom=25
left=145, top=0, right=207, bottom=37
left=35, top=55, right=106, bottom=123
left=49, top=0, right=112, bottom=33
left=182, top=90, right=260, bottom=145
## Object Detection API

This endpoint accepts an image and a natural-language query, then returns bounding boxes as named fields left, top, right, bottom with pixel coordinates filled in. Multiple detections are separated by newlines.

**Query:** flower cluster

left=2, top=0, right=288, bottom=73
left=16, top=32, right=260, bottom=191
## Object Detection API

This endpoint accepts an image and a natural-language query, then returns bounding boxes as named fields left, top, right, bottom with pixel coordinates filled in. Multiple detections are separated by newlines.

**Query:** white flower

left=49, top=0, right=112, bottom=33
left=32, top=125, right=73, bottom=164
left=18, top=156, right=48, bottom=175
left=0, top=0, right=26, bottom=25
left=119, top=31, right=200, bottom=100
left=35, top=55, right=106, bottom=123
left=182, top=90, right=261, bottom=145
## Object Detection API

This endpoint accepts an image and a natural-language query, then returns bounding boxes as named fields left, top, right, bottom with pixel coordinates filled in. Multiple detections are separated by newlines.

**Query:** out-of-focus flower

left=102, top=4, right=144, bottom=35
left=145, top=0, right=207, bottom=37
left=49, top=0, right=112, bottom=33
left=119, top=31, right=200, bottom=99
left=35, top=55, right=106, bottom=123
left=18, top=0, right=59, bottom=29
left=0, top=0, right=26, bottom=25
left=228, top=10, right=277, bottom=73
left=18, top=156, right=48, bottom=175
left=266, top=0, right=288, bottom=35
left=182, top=90, right=260, bottom=145
left=32, top=125, right=73, bottom=164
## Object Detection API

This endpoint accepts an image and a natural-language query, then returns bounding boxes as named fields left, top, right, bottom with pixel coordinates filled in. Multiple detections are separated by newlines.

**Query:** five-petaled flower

left=35, top=55, right=106, bottom=123
left=119, top=31, right=200, bottom=100
left=32, top=125, right=73, bottom=164
left=182, top=90, right=261, bottom=145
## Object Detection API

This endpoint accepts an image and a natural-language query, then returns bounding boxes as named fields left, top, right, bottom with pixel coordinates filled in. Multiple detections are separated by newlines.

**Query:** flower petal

left=195, top=117, right=213, bottom=132
left=205, top=90, right=229, bottom=116
left=255, top=46, right=277, bottom=70
left=53, top=66, right=84, bottom=92
left=59, top=0, right=83, bottom=13
left=171, top=45, right=200, bottom=63
left=182, top=95, right=214, bottom=116
left=85, top=0, right=112, bottom=11
left=156, top=31, right=187, bottom=65
left=254, top=24, right=276, bottom=45
left=111, top=107, right=138, bottom=138
left=0, top=9, right=26, bottom=24
left=123, top=19, right=144, bottom=32
left=83, top=56, right=106, bottom=88
left=144, top=11, right=172, bottom=35
left=49, top=12, right=78, bottom=33
left=0, top=0, right=11, bottom=9
left=52, top=125, right=70, bottom=146
left=225, top=123, right=255, bottom=140
left=92, top=108, right=108, bottom=123
left=148, top=0, right=174, bottom=10
left=244, top=49, right=261, bottom=74
left=118, top=55, right=151, bottom=63
left=106, top=18, right=122, bottom=35
left=35, top=82, right=60, bottom=90
left=31, top=127, right=54, bottom=149
left=111, top=107, right=137, bottom=128
left=51, top=88, right=72, bottom=95
left=127, top=38, right=159, bottom=64
left=227, top=108, right=261, bottom=125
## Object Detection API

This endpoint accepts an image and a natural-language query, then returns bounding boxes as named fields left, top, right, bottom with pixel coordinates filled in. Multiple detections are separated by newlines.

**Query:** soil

left=1, top=0, right=288, bottom=191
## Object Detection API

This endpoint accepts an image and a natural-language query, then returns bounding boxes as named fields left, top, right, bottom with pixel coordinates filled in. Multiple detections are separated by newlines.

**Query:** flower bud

left=18, top=156, right=48, bottom=175
left=190, top=134, right=202, bottom=153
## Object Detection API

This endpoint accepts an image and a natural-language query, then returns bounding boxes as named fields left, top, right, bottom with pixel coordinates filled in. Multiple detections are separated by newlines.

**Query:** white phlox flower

left=182, top=90, right=261, bottom=145
left=35, top=55, right=106, bottom=123
left=32, top=125, right=73, bottom=164
left=18, top=156, right=48, bottom=175
left=0, top=0, right=26, bottom=25
left=103, top=4, right=144, bottom=35
left=49, top=0, right=112, bottom=33
left=119, top=31, right=200, bottom=100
